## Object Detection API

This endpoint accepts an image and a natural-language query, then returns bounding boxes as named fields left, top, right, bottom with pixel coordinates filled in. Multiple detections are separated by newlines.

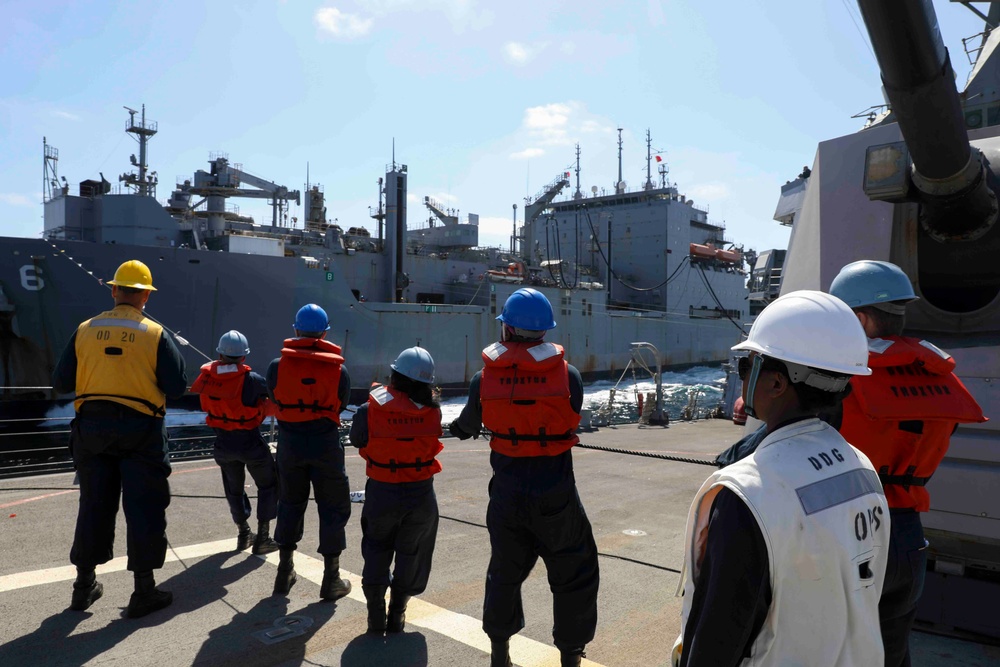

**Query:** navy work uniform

left=266, top=336, right=352, bottom=593
left=350, top=383, right=443, bottom=631
left=191, top=358, right=278, bottom=550
left=53, top=296, right=186, bottom=615
left=451, top=341, right=599, bottom=661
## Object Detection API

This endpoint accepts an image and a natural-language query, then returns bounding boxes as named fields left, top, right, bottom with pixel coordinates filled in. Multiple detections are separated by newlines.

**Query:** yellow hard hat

left=107, top=260, right=157, bottom=291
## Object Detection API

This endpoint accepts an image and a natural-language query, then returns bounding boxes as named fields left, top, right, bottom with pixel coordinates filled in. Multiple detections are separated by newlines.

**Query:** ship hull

left=0, top=237, right=741, bottom=409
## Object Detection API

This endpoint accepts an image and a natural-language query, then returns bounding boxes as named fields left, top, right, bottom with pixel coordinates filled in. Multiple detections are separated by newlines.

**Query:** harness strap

left=878, top=465, right=931, bottom=490
left=77, top=393, right=166, bottom=417
left=489, top=428, right=573, bottom=447
left=274, top=399, right=337, bottom=413
left=366, top=456, right=436, bottom=473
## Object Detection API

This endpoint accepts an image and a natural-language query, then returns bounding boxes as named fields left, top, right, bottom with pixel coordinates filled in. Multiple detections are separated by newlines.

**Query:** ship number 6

left=20, top=265, right=45, bottom=291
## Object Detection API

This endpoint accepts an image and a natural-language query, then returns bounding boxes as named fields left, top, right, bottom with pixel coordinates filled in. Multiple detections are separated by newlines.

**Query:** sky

left=0, top=0, right=988, bottom=256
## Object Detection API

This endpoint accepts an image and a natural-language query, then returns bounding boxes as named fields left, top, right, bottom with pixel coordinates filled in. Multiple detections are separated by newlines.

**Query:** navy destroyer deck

left=1, top=421, right=996, bottom=666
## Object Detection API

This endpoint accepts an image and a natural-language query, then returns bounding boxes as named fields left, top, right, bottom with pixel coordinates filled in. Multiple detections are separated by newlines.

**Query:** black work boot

left=560, top=648, right=586, bottom=667
left=490, top=638, right=512, bottom=667
left=386, top=588, right=410, bottom=633
left=126, top=570, right=173, bottom=618
left=319, top=553, right=352, bottom=601
left=252, top=520, right=279, bottom=555
left=69, top=566, right=103, bottom=611
left=273, top=548, right=297, bottom=595
left=236, top=520, right=255, bottom=551
left=363, top=585, right=388, bottom=633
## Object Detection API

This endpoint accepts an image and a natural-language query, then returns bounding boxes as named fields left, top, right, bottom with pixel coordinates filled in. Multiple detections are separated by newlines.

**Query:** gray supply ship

left=0, top=112, right=748, bottom=412
left=755, top=0, right=1000, bottom=642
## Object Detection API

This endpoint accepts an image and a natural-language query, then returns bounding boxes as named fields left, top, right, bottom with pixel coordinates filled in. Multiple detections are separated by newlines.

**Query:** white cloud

left=510, top=148, right=544, bottom=160
left=315, top=7, right=374, bottom=39
left=474, top=215, right=515, bottom=247
left=51, top=110, right=81, bottom=121
left=560, top=41, right=576, bottom=55
left=503, top=42, right=533, bottom=65
left=0, top=193, right=33, bottom=207
left=356, top=0, right=493, bottom=32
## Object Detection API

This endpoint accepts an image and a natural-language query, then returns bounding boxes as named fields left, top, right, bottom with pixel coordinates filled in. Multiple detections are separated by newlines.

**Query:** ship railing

left=0, top=408, right=234, bottom=480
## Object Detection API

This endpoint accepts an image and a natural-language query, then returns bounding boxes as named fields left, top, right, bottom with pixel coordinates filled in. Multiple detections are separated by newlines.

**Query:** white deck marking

left=2, top=538, right=605, bottom=666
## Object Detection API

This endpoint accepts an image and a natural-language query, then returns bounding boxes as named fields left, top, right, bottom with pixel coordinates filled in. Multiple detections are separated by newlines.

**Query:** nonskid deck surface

left=1, top=421, right=996, bottom=666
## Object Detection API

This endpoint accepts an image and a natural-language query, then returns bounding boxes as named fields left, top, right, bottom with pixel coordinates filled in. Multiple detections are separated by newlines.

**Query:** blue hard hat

left=217, top=330, right=250, bottom=357
left=391, top=346, right=436, bottom=383
left=829, top=260, right=918, bottom=311
left=496, top=288, right=556, bottom=330
left=294, top=304, right=331, bottom=332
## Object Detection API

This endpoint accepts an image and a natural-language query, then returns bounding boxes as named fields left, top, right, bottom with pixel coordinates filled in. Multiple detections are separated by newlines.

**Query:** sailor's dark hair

left=390, top=370, right=440, bottom=408
left=855, top=305, right=905, bottom=337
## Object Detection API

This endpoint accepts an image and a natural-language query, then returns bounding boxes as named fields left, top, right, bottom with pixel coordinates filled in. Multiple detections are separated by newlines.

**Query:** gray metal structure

left=0, top=112, right=748, bottom=415
left=777, top=0, right=1000, bottom=639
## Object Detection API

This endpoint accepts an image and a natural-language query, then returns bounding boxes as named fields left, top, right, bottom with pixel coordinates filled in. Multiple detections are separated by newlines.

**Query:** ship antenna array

left=120, top=104, right=159, bottom=198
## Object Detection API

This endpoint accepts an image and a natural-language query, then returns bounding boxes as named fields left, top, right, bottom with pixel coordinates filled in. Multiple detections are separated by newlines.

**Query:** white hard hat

left=733, top=290, right=871, bottom=383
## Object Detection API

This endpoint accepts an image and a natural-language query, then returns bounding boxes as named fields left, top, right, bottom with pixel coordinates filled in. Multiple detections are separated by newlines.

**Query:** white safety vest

left=679, top=418, right=889, bottom=666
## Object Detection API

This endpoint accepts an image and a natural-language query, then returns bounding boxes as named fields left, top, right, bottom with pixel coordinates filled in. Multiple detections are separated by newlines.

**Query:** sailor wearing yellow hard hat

left=53, top=259, right=186, bottom=618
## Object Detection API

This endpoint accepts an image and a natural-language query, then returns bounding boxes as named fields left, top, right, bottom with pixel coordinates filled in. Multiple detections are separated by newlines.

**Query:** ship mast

left=120, top=105, right=158, bottom=198
left=574, top=143, right=583, bottom=200
left=616, top=128, right=625, bottom=194
left=644, top=129, right=654, bottom=191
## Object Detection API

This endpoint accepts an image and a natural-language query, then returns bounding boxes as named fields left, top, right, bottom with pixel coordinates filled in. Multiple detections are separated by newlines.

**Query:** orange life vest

left=480, top=341, right=580, bottom=457
left=840, top=335, right=986, bottom=511
left=361, top=385, right=443, bottom=483
left=272, top=337, right=344, bottom=424
left=191, top=361, right=266, bottom=431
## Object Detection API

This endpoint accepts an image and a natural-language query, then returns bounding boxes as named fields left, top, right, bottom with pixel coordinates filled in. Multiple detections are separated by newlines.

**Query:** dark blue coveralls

left=53, top=324, right=187, bottom=573
left=266, top=361, right=352, bottom=555
left=212, top=370, right=278, bottom=525
left=450, top=366, right=599, bottom=653
left=349, top=403, right=440, bottom=594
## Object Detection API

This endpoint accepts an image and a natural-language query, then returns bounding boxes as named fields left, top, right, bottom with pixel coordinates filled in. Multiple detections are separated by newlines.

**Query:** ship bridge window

left=416, top=292, right=444, bottom=304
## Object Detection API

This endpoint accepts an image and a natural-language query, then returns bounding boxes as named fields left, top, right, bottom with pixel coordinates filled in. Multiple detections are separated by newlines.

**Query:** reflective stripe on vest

left=362, top=385, right=443, bottom=483
left=191, top=361, right=265, bottom=430
left=480, top=341, right=579, bottom=457
left=74, top=305, right=165, bottom=417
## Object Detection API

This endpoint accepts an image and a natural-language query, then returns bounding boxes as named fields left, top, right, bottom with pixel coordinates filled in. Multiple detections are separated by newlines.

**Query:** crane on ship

left=184, top=154, right=301, bottom=232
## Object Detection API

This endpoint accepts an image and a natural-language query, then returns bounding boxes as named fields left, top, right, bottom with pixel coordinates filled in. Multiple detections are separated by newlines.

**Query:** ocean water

left=435, top=365, right=727, bottom=426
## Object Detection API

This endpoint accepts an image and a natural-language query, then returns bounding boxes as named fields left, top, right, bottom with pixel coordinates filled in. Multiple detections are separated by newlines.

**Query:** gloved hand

left=449, top=421, right=473, bottom=440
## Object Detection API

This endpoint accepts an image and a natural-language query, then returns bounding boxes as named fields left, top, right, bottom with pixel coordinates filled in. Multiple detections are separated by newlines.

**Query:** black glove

left=449, top=421, right=473, bottom=440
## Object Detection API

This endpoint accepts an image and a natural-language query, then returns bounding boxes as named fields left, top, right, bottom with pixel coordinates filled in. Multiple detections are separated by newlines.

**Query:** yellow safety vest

left=74, top=305, right=166, bottom=417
